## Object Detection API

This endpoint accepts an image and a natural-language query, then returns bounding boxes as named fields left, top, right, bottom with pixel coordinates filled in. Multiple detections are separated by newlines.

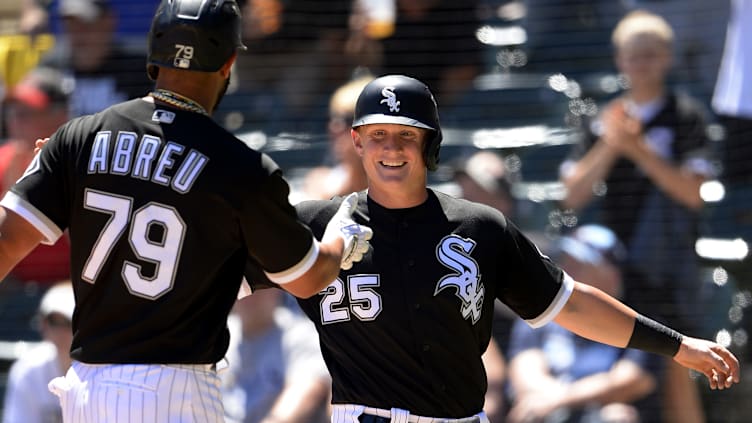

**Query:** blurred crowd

left=0, top=0, right=749, bottom=422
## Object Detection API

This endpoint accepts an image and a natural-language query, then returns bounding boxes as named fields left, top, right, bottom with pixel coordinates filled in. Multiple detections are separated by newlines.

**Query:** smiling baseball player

left=284, top=75, right=740, bottom=423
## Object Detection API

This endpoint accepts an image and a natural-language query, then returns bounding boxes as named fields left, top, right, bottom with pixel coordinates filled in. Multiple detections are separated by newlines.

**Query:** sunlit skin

left=351, top=123, right=430, bottom=209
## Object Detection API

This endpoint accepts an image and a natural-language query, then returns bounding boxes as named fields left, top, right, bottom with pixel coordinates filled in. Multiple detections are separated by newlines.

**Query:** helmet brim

left=352, top=114, right=436, bottom=130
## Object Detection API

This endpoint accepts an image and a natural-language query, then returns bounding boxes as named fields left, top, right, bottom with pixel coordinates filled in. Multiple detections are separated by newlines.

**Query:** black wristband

left=626, top=314, right=684, bottom=357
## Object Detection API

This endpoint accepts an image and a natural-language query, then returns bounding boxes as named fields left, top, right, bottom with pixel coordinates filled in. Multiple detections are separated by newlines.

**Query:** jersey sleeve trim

left=264, top=237, right=319, bottom=285
left=0, top=191, right=62, bottom=245
left=525, top=271, right=574, bottom=328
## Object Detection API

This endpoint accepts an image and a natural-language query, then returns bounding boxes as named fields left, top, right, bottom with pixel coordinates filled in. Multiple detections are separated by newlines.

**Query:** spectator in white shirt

left=2, top=281, right=74, bottom=423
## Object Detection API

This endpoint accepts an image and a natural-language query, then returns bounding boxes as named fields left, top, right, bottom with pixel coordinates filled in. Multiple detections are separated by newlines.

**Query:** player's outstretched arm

left=0, top=207, right=46, bottom=281
left=554, top=281, right=740, bottom=390
left=283, top=192, right=372, bottom=298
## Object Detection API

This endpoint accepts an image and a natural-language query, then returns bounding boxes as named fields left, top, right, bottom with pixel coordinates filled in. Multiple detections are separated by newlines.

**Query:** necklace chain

left=149, top=89, right=209, bottom=116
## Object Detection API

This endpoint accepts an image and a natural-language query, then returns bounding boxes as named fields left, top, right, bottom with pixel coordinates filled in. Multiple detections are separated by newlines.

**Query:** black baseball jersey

left=1, top=98, right=318, bottom=364
left=294, top=190, right=572, bottom=418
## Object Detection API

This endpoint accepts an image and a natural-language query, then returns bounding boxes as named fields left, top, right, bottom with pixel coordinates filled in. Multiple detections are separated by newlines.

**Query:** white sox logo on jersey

left=435, top=234, right=484, bottom=324
left=380, top=87, right=400, bottom=112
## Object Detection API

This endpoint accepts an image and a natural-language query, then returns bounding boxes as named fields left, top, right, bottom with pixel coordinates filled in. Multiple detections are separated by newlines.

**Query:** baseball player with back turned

left=0, top=0, right=372, bottom=422
left=261, top=75, right=739, bottom=423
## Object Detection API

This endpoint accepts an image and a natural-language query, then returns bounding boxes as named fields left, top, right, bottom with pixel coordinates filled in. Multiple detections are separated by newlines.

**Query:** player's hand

left=673, top=336, right=740, bottom=390
left=323, top=192, right=373, bottom=270
left=34, top=137, right=50, bottom=154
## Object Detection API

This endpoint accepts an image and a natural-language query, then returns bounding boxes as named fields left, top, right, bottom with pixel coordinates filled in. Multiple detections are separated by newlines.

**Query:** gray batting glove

left=324, top=192, right=373, bottom=270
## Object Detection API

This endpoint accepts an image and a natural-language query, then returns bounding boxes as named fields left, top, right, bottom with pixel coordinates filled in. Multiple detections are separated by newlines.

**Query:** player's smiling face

left=353, top=123, right=429, bottom=204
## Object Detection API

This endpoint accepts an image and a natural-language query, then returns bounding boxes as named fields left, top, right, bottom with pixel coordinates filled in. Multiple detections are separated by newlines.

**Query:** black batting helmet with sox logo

left=352, top=75, right=444, bottom=171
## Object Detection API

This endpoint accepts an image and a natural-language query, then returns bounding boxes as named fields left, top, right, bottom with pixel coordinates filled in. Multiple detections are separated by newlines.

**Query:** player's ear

left=351, top=129, right=364, bottom=156
left=219, top=52, right=238, bottom=78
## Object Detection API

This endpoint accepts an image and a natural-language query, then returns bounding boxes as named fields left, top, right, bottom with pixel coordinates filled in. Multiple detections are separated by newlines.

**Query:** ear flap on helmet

left=424, top=130, right=443, bottom=171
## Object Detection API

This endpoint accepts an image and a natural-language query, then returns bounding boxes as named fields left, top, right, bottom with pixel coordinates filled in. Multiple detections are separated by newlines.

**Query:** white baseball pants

left=48, top=360, right=224, bottom=422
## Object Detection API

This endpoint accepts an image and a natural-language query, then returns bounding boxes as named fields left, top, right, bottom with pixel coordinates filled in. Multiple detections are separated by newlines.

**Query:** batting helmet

left=352, top=75, right=443, bottom=171
left=146, top=0, right=246, bottom=80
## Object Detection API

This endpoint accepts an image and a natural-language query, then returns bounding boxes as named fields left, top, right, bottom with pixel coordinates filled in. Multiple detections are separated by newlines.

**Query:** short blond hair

left=612, top=10, right=674, bottom=49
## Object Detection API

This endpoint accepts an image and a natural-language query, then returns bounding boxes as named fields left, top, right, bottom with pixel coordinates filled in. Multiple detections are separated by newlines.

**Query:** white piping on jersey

left=265, top=237, right=320, bottom=284
left=526, top=271, right=575, bottom=328
left=0, top=191, right=63, bottom=245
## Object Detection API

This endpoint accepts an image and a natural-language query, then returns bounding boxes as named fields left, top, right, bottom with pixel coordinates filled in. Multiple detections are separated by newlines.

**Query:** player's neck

left=153, top=71, right=219, bottom=115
